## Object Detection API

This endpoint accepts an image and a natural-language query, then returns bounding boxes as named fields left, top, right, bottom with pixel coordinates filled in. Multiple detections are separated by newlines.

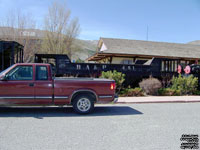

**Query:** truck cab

left=0, top=63, right=53, bottom=105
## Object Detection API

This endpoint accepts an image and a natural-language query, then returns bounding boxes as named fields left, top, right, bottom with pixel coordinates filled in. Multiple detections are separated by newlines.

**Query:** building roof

left=0, top=40, right=23, bottom=53
left=87, top=38, right=200, bottom=61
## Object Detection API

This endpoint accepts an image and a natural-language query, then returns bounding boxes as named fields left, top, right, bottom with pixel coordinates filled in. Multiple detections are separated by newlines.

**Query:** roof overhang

left=87, top=52, right=200, bottom=61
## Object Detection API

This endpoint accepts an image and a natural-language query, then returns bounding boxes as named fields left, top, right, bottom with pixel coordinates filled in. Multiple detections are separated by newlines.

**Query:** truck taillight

left=111, top=83, right=116, bottom=90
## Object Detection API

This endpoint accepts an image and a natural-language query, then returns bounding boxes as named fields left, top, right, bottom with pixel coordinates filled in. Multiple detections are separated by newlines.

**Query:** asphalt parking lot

left=0, top=103, right=199, bottom=150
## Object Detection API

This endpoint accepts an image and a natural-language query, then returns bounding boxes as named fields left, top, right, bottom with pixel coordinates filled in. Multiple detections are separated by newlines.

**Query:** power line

left=146, top=25, right=149, bottom=41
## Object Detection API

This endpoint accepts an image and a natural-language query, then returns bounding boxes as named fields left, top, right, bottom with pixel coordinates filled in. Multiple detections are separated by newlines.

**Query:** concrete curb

left=117, top=100, right=200, bottom=104
left=116, top=96, right=200, bottom=104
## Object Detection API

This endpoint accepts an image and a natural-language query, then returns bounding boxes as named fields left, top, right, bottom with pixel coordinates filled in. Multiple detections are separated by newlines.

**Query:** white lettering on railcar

left=77, top=65, right=81, bottom=70
left=86, top=65, right=90, bottom=70
left=102, top=65, right=107, bottom=69
left=94, top=65, right=97, bottom=70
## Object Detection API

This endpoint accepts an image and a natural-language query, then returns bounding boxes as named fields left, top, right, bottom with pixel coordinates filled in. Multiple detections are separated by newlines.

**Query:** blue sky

left=0, top=0, right=200, bottom=43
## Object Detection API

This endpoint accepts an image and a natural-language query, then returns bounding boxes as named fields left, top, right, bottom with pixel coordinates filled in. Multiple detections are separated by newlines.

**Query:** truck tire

left=72, top=94, right=94, bottom=114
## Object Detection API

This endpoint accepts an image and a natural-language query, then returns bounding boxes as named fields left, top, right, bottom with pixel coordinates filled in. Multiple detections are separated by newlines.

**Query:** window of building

left=161, top=61, right=165, bottom=71
left=121, top=59, right=132, bottom=64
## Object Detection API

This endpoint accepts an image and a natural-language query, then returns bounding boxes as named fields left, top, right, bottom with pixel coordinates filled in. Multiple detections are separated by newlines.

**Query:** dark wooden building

left=0, top=41, right=24, bottom=71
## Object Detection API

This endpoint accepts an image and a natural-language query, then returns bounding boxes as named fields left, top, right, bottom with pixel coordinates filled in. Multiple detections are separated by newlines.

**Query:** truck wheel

left=72, top=94, right=94, bottom=114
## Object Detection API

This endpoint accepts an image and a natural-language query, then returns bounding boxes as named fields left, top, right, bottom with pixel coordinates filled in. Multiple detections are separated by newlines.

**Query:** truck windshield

left=0, top=65, right=14, bottom=76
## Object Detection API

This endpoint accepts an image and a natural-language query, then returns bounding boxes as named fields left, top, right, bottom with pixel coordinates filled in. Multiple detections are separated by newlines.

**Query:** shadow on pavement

left=0, top=106, right=143, bottom=118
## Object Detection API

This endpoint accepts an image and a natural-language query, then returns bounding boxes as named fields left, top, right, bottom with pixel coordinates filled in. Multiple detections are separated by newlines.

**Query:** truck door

left=0, top=65, right=35, bottom=105
left=34, top=65, right=53, bottom=104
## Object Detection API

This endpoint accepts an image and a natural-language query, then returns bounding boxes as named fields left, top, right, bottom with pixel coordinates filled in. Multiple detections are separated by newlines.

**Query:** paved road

left=0, top=103, right=199, bottom=150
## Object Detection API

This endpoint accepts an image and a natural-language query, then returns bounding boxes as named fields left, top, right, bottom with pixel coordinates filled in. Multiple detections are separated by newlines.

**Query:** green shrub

left=76, top=58, right=85, bottom=63
left=100, top=70, right=125, bottom=93
left=120, top=87, right=144, bottom=97
left=171, top=74, right=198, bottom=95
left=193, top=90, right=200, bottom=95
left=139, top=77, right=162, bottom=95
left=158, top=88, right=181, bottom=96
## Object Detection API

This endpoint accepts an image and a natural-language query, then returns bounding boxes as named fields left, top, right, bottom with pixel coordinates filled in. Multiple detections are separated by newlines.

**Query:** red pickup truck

left=0, top=63, right=117, bottom=114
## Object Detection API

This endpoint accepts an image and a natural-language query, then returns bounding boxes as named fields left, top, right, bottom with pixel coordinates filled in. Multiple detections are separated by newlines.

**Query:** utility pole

left=146, top=25, right=149, bottom=41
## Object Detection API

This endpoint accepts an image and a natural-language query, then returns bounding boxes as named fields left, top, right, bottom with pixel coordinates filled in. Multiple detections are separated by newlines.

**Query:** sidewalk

left=117, top=96, right=200, bottom=104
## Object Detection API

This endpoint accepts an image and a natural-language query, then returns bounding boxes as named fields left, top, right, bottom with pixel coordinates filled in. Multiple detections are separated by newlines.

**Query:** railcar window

left=162, top=60, right=178, bottom=72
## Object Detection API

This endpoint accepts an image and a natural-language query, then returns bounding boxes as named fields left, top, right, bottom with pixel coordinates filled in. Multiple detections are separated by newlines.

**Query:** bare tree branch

left=0, top=10, right=39, bottom=62
left=41, top=1, right=80, bottom=58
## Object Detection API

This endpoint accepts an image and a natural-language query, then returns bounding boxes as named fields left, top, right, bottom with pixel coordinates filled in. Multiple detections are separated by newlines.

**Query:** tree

left=0, top=11, right=40, bottom=62
left=41, top=2, right=80, bottom=58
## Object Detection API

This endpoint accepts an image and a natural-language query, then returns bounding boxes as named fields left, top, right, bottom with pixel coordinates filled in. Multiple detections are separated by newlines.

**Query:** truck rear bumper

left=96, top=94, right=118, bottom=104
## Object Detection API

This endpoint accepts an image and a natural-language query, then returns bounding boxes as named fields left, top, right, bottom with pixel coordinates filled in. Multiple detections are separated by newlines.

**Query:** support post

left=109, top=56, right=113, bottom=64
left=16, top=46, right=19, bottom=63
left=20, top=48, right=22, bottom=63
left=0, top=42, right=4, bottom=70
left=11, top=42, right=15, bottom=65
left=21, top=48, right=24, bottom=63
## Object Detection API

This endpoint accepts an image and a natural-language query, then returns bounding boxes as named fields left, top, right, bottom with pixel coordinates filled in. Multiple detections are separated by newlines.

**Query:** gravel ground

left=0, top=103, right=199, bottom=150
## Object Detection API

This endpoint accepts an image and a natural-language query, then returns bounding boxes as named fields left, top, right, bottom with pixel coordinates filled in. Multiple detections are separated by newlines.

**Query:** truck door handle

left=29, top=83, right=34, bottom=87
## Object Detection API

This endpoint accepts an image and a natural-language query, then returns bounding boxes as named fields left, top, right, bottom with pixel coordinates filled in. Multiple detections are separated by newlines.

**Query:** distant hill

left=71, top=39, right=98, bottom=61
left=0, top=27, right=98, bottom=61
left=188, top=40, right=200, bottom=45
